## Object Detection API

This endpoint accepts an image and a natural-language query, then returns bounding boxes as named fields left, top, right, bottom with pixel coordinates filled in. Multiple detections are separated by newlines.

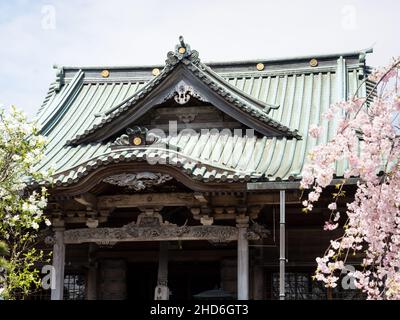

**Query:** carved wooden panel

left=64, top=223, right=266, bottom=244
left=103, top=172, right=173, bottom=191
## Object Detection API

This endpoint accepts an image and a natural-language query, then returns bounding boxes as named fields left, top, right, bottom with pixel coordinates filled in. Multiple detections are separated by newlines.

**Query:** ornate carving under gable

left=164, top=81, right=208, bottom=105
left=177, top=112, right=197, bottom=123
left=103, top=172, right=173, bottom=191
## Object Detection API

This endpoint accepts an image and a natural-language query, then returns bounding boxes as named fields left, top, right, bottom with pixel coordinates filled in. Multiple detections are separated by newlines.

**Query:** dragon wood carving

left=103, top=172, right=173, bottom=190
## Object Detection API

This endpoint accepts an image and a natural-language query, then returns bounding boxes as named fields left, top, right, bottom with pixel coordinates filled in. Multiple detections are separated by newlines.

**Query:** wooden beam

left=64, top=224, right=264, bottom=244
left=210, top=193, right=300, bottom=206
left=97, top=193, right=202, bottom=208
left=64, top=225, right=241, bottom=244
left=74, top=193, right=97, bottom=209
left=193, top=192, right=209, bottom=203
left=56, top=211, right=108, bottom=224
left=96, top=192, right=301, bottom=210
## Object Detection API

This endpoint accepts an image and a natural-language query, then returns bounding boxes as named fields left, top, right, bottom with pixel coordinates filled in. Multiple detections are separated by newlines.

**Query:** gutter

left=246, top=177, right=359, bottom=191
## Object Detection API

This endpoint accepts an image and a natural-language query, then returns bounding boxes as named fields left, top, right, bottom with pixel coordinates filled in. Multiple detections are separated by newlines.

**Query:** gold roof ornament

left=101, top=69, right=110, bottom=78
left=256, top=63, right=265, bottom=71
left=152, top=68, right=160, bottom=76
left=309, top=58, right=318, bottom=67
left=132, top=136, right=142, bottom=146
left=174, top=36, right=191, bottom=59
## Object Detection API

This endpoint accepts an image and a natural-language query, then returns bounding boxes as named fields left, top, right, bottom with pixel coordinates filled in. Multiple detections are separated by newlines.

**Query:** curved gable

left=66, top=37, right=300, bottom=145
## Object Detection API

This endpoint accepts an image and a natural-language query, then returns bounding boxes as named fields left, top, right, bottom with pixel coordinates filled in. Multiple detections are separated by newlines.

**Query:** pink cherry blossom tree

left=301, top=57, right=400, bottom=299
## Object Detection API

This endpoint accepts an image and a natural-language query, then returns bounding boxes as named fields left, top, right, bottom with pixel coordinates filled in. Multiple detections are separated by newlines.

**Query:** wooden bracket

left=74, top=193, right=98, bottom=210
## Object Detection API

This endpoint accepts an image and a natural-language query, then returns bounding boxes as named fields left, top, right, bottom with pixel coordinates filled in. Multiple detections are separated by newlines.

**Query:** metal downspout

left=279, top=190, right=286, bottom=300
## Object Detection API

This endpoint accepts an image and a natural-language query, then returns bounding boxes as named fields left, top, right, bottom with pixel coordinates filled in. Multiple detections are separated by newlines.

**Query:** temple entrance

left=126, top=260, right=221, bottom=300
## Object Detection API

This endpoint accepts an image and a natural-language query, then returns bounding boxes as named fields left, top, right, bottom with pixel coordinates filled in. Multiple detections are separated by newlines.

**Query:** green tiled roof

left=35, top=39, right=372, bottom=186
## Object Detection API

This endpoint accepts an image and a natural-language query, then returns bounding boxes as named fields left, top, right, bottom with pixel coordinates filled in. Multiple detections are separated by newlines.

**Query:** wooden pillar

left=86, top=244, right=97, bottom=300
left=236, top=216, right=249, bottom=300
left=51, top=227, right=65, bottom=300
left=154, top=242, right=169, bottom=300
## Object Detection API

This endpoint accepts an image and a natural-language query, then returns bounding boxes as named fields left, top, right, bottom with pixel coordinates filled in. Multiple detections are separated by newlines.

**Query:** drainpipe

left=279, top=190, right=286, bottom=300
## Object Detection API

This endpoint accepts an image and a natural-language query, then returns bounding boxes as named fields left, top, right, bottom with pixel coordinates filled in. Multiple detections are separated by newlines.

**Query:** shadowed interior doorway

left=127, top=260, right=220, bottom=300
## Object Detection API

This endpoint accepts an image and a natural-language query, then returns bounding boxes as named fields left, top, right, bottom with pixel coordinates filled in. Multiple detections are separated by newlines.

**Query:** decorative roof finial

left=179, top=35, right=185, bottom=48
left=165, top=36, right=200, bottom=67
left=175, top=35, right=191, bottom=59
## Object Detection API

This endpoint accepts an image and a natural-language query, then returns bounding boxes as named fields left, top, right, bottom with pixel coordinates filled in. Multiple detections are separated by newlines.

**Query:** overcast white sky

left=0, top=0, right=399, bottom=116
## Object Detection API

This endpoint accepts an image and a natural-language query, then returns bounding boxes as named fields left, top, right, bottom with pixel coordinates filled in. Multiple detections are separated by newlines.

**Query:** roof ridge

left=35, top=81, right=57, bottom=119
left=198, top=62, right=280, bottom=111
left=56, top=47, right=373, bottom=71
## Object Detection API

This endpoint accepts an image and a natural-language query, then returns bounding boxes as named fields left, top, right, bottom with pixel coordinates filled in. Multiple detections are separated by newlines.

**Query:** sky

left=0, top=0, right=399, bottom=116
